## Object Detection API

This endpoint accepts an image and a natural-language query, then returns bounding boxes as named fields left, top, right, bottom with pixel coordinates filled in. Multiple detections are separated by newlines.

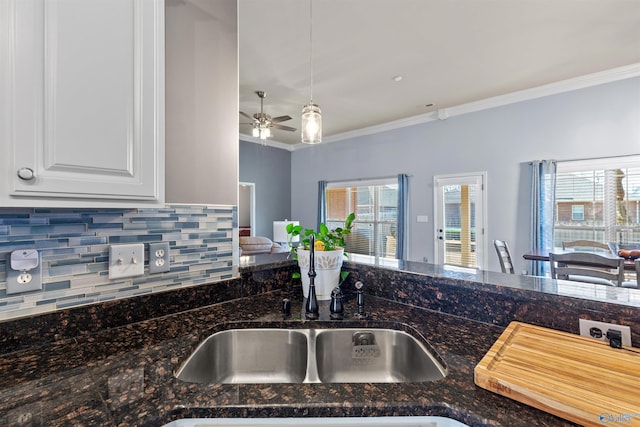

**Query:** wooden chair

left=607, top=242, right=640, bottom=285
left=493, top=240, right=514, bottom=274
left=620, top=259, right=640, bottom=289
left=562, top=240, right=612, bottom=253
left=549, top=252, right=625, bottom=287
left=633, top=259, right=640, bottom=288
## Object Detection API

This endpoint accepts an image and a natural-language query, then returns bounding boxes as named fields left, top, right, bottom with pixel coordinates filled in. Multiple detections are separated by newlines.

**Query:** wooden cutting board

left=474, top=321, right=640, bottom=427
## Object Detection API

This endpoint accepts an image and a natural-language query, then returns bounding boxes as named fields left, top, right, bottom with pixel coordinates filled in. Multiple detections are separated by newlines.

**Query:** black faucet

left=305, top=235, right=319, bottom=319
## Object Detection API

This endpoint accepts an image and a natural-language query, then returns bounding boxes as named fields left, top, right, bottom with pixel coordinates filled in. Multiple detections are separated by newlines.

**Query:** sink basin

left=315, top=328, right=446, bottom=383
left=175, top=329, right=308, bottom=384
left=175, top=326, right=445, bottom=384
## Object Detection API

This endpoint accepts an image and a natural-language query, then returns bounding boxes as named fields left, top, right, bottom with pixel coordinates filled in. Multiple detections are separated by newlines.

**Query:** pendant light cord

left=309, top=0, right=313, bottom=103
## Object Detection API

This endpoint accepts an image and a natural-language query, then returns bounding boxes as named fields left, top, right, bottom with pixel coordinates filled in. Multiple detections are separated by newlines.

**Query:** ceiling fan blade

left=271, top=124, right=296, bottom=132
left=271, top=115, right=292, bottom=123
left=239, top=111, right=254, bottom=121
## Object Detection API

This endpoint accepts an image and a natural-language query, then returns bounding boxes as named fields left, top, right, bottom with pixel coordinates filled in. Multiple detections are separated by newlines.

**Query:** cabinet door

left=4, top=0, right=164, bottom=204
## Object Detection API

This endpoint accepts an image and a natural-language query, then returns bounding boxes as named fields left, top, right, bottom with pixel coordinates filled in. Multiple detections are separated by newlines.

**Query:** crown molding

left=290, top=63, right=640, bottom=151
left=239, top=133, right=296, bottom=151
left=240, top=64, right=640, bottom=151
left=446, top=62, right=640, bottom=119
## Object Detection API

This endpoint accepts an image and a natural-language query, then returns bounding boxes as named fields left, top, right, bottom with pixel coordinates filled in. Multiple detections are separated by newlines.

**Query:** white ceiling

left=239, top=0, right=640, bottom=147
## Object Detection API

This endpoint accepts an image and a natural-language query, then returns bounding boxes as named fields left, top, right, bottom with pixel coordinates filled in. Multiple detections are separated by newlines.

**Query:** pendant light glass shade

left=301, top=103, right=321, bottom=144
left=302, top=0, right=321, bottom=144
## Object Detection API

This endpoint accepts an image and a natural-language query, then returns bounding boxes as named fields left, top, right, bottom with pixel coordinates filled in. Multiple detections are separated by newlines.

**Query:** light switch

left=417, top=215, right=429, bottom=223
left=109, top=244, right=144, bottom=279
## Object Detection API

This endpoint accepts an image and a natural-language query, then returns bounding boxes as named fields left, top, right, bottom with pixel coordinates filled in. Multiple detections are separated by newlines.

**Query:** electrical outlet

left=6, top=251, right=42, bottom=294
left=149, top=242, right=170, bottom=273
left=109, top=244, right=144, bottom=279
left=579, top=319, right=632, bottom=347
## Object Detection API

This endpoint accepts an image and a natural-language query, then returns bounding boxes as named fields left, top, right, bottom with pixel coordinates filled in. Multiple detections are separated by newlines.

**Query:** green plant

left=286, top=212, right=355, bottom=253
left=286, top=212, right=356, bottom=281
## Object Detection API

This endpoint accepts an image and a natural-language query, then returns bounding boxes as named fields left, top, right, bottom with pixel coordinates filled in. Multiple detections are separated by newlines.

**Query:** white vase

left=296, top=248, right=344, bottom=300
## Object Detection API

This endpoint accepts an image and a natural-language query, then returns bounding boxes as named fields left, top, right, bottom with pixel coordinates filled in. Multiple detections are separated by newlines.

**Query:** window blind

left=325, top=178, right=398, bottom=258
left=554, top=156, right=640, bottom=246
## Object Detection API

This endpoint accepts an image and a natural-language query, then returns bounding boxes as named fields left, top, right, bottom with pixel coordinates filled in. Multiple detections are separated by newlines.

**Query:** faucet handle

left=330, top=287, right=344, bottom=320
left=354, top=281, right=367, bottom=319
left=281, top=298, right=291, bottom=317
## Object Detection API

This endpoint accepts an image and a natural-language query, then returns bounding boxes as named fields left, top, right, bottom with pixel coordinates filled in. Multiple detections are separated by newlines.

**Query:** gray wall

left=291, top=76, right=640, bottom=273
left=165, top=0, right=238, bottom=205
left=239, top=140, right=292, bottom=238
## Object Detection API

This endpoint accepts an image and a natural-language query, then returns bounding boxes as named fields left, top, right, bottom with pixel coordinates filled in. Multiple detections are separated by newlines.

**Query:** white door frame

left=239, top=182, right=256, bottom=235
left=433, top=172, right=488, bottom=269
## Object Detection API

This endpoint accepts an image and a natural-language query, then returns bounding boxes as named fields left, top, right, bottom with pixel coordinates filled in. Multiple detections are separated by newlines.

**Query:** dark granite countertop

left=0, top=288, right=578, bottom=427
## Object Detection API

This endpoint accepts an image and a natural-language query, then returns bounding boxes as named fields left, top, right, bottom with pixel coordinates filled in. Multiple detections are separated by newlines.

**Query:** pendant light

left=301, top=0, right=321, bottom=144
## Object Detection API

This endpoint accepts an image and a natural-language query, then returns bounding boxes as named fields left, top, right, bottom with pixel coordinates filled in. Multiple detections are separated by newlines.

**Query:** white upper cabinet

left=0, top=0, right=164, bottom=206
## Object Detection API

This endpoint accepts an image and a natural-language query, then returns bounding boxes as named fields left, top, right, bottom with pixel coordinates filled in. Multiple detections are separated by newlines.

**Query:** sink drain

left=352, top=344, right=381, bottom=359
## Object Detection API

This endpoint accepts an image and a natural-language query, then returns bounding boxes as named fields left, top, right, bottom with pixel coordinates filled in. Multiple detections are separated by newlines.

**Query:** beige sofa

left=239, top=236, right=287, bottom=255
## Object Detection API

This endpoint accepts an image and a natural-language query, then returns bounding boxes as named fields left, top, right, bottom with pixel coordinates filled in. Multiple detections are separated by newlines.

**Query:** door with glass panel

left=433, top=173, right=487, bottom=269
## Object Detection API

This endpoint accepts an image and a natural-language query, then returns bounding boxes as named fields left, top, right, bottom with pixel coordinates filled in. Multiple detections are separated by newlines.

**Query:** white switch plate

left=579, top=319, right=632, bottom=347
left=417, top=215, right=429, bottom=223
left=109, top=244, right=144, bottom=279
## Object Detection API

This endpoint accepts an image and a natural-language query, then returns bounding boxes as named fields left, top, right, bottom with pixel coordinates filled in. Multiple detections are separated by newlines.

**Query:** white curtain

left=530, top=160, right=557, bottom=276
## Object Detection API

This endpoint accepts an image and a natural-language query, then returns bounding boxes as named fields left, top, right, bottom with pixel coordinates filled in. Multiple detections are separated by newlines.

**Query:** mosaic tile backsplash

left=0, top=204, right=235, bottom=321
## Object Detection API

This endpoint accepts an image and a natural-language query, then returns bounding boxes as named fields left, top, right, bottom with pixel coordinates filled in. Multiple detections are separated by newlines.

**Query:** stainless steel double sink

left=175, top=327, right=446, bottom=384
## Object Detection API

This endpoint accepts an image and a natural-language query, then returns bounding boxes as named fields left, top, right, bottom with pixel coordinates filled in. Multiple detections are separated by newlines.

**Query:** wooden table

left=523, top=248, right=637, bottom=271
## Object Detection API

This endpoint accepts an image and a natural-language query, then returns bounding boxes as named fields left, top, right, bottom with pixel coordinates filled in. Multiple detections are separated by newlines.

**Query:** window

left=326, top=178, right=398, bottom=258
left=571, top=205, right=584, bottom=221
left=554, top=156, right=640, bottom=246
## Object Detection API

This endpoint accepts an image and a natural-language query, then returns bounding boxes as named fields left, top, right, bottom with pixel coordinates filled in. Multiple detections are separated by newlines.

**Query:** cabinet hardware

left=17, top=168, right=35, bottom=181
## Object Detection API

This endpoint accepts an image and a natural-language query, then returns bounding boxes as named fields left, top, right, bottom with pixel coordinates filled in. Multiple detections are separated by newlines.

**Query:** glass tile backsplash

left=0, top=204, right=235, bottom=321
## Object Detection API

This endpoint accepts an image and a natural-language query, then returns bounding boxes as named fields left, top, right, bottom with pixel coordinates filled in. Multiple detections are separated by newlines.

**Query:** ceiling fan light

left=252, top=127, right=259, bottom=138
left=263, top=127, right=271, bottom=138
left=301, top=103, right=321, bottom=144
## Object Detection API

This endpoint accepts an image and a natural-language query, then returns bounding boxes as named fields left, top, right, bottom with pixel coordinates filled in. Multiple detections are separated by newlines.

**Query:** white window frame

left=555, top=155, right=640, bottom=245
left=326, top=177, right=400, bottom=259
left=571, top=205, right=585, bottom=221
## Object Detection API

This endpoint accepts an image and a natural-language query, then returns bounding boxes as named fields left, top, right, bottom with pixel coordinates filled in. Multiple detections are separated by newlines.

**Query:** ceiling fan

left=240, top=91, right=296, bottom=140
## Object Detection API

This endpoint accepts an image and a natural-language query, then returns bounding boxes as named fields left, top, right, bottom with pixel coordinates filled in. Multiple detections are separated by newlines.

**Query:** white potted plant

left=287, top=213, right=355, bottom=300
